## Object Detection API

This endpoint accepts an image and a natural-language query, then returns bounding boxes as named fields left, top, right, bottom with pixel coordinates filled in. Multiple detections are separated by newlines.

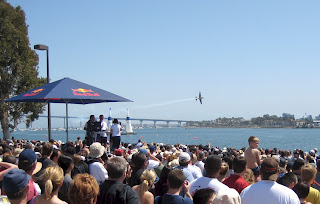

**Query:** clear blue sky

left=7, top=0, right=320, bottom=127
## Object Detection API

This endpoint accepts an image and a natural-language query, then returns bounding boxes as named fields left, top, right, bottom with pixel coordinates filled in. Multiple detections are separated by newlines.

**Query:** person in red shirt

left=223, top=156, right=250, bottom=194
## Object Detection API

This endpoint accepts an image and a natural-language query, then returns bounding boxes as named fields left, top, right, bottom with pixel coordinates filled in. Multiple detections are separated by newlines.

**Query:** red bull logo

left=23, top=88, right=44, bottom=97
left=72, top=88, right=100, bottom=96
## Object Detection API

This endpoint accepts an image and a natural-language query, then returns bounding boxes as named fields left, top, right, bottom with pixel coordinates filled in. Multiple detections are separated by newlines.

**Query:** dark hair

left=131, top=153, right=147, bottom=169
left=233, top=156, right=247, bottom=173
left=292, top=158, right=305, bottom=171
left=277, top=172, right=297, bottom=187
left=41, top=143, right=53, bottom=156
left=50, top=149, right=62, bottom=160
left=293, top=182, right=310, bottom=199
left=106, top=157, right=127, bottom=179
left=167, top=169, right=185, bottom=189
left=58, top=154, right=74, bottom=173
left=18, top=161, right=35, bottom=172
left=113, top=119, right=118, bottom=124
left=205, top=155, right=222, bottom=176
left=63, top=147, right=76, bottom=157
left=193, top=188, right=215, bottom=204
left=3, top=155, right=16, bottom=164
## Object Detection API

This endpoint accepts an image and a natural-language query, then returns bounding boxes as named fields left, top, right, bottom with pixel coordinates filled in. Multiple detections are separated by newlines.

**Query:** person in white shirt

left=99, top=115, right=108, bottom=145
left=240, top=157, right=300, bottom=204
left=87, top=142, right=108, bottom=185
left=110, top=119, right=123, bottom=150
left=190, top=155, right=230, bottom=196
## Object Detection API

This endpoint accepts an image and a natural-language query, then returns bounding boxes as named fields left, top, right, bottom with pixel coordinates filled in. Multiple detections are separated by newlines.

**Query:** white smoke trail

left=133, top=98, right=195, bottom=110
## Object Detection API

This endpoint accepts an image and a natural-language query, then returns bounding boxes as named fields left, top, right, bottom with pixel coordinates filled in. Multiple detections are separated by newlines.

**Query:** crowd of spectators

left=0, top=136, right=319, bottom=203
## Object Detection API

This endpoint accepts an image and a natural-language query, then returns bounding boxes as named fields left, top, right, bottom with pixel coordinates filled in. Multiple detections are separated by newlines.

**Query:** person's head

left=68, top=173, right=99, bottom=204
left=248, top=136, right=259, bottom=148
left=277, top=172, right=298, bottom=189
left=139, top=169, right=157, bottom=196
left=88, top=142, right=105, bottom=159
left=4, top=154, right=16, bottom=164
left=40, top=166, right=64, bottom=200
left=90, top=115, right=95, bottom=121
left=2, top=169, right=30, bottom=203
left=243, top=169, right=255, bottom=184
left=42, top=142, right=53, bottom=157
left=197, top=151, right=205, bottom=161
left=204, top=155, right=222, bottom=177
left=58, top=154, right=74, bottom=174
left=293, top=182, right=310, bottom=200
left=167, top=169, right=185, bottom=189
left=232, top=156, right=247, bottom=174
left=301, top=164, right=317, bottom=185
left=99, top=115, right=104, bottom=121
left=218, top=162, right=229, bottom=180
left=260, top=158, right=279, bottom=181
left=106, top=156, right=127, bottom=180
left=179, top=152, right=191, bottom=166
left=193, top=188, right=216, bottom=204
left=292, top=158, right=305, bottom=173
left=113, top=118, right=119, bottom=124
left=131, top=153, right=148, bottom=169
left=18, top=149, right=40, bottom=174
left=50, top=149, right=62, bottom=164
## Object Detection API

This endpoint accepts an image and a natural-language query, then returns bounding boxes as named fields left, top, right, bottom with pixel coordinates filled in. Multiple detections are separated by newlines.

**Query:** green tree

left=0, top=0, right=46, bottom=139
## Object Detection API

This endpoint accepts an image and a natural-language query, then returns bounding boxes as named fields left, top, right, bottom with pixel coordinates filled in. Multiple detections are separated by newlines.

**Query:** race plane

left=195, top=92, right=204, bottom=104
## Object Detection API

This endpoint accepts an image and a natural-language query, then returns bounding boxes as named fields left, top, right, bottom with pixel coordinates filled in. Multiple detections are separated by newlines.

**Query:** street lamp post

left=34, top=44, right=51, bottom=141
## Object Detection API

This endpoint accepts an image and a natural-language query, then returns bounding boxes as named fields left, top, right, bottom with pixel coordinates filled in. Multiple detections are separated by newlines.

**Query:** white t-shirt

left=195, top=160, right=205, bottom=173
left=190, top=176, right=229, bottom=196
left=111, top=124, right=121, bottom=136
left=240, top=180, right=300, bottom=204
left=147, top=160, right=160, bottom=170
left=89, top=161, right=108, bottom=185
left=100, top=121, right=108, bottom=137
left=187, top=165, right=203, bottom=179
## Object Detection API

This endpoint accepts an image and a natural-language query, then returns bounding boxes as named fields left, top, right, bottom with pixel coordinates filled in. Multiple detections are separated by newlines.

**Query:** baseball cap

left=19, top=149, right=37, bottom=163
left=260, top=158, right=279, bottom=180
left=139, top=148, right=148, bottom=155
left=179, top=152, right=191, bottom=163
left=3, top=169, right=30, bottom=194
left=114, top=148, right=124, bottom=156
left=149, top=146, right=156, bottom=152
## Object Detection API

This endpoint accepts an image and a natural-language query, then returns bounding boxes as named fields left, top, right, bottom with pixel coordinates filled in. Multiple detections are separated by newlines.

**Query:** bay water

left=1, top=128, right=319, bottom=152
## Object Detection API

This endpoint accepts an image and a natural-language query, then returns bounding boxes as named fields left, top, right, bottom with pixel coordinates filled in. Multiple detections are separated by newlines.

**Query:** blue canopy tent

left=5, top=77, right=132, bottom=141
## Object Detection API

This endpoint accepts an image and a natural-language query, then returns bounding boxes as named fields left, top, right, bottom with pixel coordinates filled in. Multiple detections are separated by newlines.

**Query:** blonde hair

left=301, top=164, right=317, bottom=183
left=248, top=136, right=259, bottom=143
left=243, top=168, right=255, bottom=185
left=68, top=173, right=99, bottom=204
left=139, top=169, right=157, bottom=197
left=41, top=166, right=64, bottom=200
left=191, top=154, right=197, bottom=165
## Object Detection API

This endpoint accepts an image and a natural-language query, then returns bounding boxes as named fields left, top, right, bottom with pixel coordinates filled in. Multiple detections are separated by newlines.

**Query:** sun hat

left=260, top=157, right=279, bottom=181
left=3, top=169, right=30, bottom=194
left=88, top=142, right=105, bottom=158
left=179, top=152, right=191, bottom=163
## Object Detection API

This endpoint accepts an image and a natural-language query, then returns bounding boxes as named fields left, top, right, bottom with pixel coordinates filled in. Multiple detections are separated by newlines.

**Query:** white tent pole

left=66, top=101, right=69, bottom=142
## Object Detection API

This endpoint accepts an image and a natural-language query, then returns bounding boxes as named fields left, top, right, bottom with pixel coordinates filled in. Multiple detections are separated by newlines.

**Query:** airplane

left=195, top=92, right=204, bottom=104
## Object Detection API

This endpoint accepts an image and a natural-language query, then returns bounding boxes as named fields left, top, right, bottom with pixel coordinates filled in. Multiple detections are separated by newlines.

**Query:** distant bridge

left=39, top=115, right=192, bottom=128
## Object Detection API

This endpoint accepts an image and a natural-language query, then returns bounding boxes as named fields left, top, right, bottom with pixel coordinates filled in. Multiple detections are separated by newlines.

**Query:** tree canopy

left=0, top=0, right=46, bottom=139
